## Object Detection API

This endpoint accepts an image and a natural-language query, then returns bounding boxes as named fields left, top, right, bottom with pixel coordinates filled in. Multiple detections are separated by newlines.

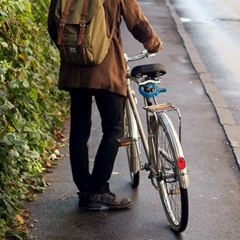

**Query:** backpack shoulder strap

left=77, top=0, right=90, bottom=45
left=57, top=0, right=73, bottom=45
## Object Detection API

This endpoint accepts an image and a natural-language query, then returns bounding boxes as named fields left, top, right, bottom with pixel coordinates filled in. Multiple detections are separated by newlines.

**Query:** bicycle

left=117, top=50, right=190, bottom=233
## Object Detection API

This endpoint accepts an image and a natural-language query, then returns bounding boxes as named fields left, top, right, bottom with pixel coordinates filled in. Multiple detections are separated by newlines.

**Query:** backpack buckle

left=59, top=19, right=66, bottom=27
left=80, top=20, right=86, bottom=28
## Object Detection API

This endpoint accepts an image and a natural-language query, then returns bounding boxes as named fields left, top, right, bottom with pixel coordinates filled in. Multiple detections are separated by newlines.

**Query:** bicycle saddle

left=131, top=64, right=166, bottom=78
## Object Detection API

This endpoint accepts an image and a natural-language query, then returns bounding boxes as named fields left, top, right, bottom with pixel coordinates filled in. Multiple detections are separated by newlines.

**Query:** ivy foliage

left=0, top=0, right=69, bottom=239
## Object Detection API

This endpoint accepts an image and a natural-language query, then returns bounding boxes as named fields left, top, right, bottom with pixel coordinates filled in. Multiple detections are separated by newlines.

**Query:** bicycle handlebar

left=124, top=50, right=156, bottom=63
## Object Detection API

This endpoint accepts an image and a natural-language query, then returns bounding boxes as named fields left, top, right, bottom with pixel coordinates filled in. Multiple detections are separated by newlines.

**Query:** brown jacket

left=48, top=0, right=163, bottom=96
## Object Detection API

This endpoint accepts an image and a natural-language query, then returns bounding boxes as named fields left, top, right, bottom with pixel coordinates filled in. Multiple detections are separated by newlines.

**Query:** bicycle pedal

left=116, top=137, right=133, bottom=147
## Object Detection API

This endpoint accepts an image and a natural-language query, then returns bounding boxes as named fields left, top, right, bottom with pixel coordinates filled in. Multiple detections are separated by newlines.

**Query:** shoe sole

left=86, top=201, right=133, bottom=211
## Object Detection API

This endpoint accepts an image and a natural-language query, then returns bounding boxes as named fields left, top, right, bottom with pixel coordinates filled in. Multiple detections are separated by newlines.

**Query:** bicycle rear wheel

left=124, top=99, right=140, bottom=188
left=152, top=112, right=189, bottom=233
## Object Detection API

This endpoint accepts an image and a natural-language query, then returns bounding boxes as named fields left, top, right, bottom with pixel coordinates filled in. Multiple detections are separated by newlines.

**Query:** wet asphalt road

left=26, top=1, right=240, bottom=239
left=171, top=0, right=240, bottom=125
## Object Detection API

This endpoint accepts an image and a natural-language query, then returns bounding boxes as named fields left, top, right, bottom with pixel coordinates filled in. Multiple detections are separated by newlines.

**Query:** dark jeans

left=69, top=88, right=124, bottom=194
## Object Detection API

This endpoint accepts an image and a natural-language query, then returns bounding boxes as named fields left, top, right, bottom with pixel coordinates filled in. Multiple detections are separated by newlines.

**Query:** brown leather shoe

left=86, top=192, right=132, bottom=210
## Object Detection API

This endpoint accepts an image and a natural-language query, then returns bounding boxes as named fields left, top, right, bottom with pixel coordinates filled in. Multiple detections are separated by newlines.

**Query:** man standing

left=48, top=0, right=163, bottom=210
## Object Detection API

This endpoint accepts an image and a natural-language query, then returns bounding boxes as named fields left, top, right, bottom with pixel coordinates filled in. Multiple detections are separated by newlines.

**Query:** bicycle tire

left=124, top=99, right=140, bottom=188
left=152, top=112, right=189, bottom=233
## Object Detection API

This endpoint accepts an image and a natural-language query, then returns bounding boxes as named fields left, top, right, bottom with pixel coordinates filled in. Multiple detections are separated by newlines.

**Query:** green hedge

left=0, top=0, right=69, bottom=239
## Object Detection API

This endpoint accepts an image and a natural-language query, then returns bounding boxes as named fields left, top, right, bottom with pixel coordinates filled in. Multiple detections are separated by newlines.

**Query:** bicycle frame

left=126, top=77, right=149, bottom=162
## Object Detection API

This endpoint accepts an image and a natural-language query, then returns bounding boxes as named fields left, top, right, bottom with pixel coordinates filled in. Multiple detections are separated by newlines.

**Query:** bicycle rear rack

left=143, top=103, right=182, bottom=142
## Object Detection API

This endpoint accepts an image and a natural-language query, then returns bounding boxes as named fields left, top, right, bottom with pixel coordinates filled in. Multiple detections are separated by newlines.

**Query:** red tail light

left=178, top=157, right=186, bottom=170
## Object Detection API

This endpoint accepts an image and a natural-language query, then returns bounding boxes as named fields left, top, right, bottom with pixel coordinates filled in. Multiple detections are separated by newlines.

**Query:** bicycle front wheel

left=153, top=113, right=189, bottom=233
left=124, top=99, right=140, bottom=188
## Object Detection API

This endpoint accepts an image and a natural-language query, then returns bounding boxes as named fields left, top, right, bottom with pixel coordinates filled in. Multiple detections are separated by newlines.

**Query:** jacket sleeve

left=47, top=0, right=59, bottom=48
left=120, top=0, right=163, bottom=53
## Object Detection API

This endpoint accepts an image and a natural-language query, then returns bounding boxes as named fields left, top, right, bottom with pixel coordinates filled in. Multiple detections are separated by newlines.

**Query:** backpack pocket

left=59, top=34, right=94, bottom=65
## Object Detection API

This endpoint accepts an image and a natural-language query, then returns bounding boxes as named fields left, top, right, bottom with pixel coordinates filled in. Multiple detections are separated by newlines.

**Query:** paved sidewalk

left=25, top=1, right=240, bottom=239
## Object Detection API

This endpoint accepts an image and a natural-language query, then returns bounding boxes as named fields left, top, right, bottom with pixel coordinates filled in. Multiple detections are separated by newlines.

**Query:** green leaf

left=4, top=100, right=14, bottom=109
left=7, top=133, right=15, bottom=142
left=8, top=80, right=19, bottom=89
left=22, top=79, right=30, bottom=88
left=0, top=10, right=8, bottom=17
left=2, top=199, right=14, bottom=215
left=0, top=42, right=8, bottom=48
left=28, top=88, right=38, bottom=101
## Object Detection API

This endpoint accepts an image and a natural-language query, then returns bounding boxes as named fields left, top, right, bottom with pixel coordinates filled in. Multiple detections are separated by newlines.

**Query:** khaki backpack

left=54, top=0, right=114, bottom=65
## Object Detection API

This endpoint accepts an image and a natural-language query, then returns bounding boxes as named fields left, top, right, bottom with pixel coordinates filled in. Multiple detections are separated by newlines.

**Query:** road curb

left=165, top=0, right=240, bottom=169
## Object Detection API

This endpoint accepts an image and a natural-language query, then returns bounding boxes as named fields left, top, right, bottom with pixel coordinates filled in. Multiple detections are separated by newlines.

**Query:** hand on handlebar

left=140, top=50, right=156, bottom=58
